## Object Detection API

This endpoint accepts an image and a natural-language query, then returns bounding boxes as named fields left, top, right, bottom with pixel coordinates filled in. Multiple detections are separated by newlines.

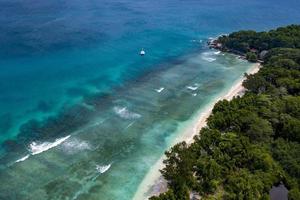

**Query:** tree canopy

left=150, top=25, right=300, bottom=200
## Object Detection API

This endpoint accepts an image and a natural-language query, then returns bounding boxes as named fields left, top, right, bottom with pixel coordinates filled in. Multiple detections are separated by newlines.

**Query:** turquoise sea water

left=0, top=0, right=300, bottom=199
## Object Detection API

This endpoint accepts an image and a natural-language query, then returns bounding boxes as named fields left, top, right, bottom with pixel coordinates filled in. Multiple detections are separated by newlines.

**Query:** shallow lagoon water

left=1, top=0, right=300, bottom=199
left=1, top=50, right=254, bottom=200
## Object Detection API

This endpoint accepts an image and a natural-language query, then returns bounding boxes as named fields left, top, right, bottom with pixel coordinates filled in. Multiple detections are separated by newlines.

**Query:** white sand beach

left=133, top=62, right=261, bottom=200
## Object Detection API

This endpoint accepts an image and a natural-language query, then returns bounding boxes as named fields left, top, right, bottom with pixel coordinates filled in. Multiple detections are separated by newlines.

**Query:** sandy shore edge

left=133, top=62, right=261, bottom=200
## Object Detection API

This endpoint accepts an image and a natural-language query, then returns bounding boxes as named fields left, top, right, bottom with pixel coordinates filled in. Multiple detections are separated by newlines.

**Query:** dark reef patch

left=66, top=87, right=91, bottom=98
left=0, top=113, right=13, bottom=134
left=16, top=104, right=94, bottom=144
left=36, top=100, right=54, bottom=113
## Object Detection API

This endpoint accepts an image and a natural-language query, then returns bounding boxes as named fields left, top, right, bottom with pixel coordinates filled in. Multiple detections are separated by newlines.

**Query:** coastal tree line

left=150, top=25, right=300, bottom=200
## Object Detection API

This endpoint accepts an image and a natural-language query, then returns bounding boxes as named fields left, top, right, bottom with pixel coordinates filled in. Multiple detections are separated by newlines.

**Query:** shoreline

left=133, top=62, right=261, bottom=200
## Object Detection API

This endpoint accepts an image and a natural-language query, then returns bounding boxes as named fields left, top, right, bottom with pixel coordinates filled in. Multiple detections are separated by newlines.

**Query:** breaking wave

left=186, top=83, right=199, bottom=91
left=113, top=106, right=141, bottom=119
left=213, top=51, right=221, bottom=55
left=155, top=87, right=164, bottom=93
left=96, top=164, right=111, bottom=174
left=201, top=51, right=217, bottom=62
left=190, top=39, right=203, bottom=43
left=61, top=138, right=91, bottom=154
left=29, top=135, right=71, bottom=155
left=15, top=155, right=30, bottom=163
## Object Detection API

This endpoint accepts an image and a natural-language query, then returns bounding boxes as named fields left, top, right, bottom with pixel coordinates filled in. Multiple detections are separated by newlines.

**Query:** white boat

left=140, top=48, right=145, bottom=56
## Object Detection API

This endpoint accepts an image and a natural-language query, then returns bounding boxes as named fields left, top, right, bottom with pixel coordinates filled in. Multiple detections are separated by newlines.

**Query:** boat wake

left=113, top=106, right=141, bottom=119
left=29, top=135, right=71, bottom=155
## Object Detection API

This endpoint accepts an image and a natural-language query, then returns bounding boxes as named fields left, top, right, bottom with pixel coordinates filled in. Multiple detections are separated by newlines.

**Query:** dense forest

left=150, top=25, right=300, bottom=200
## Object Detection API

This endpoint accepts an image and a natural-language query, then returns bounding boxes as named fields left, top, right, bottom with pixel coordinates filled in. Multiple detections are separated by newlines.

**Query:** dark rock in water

left=270, top=183, right=288, bottom=200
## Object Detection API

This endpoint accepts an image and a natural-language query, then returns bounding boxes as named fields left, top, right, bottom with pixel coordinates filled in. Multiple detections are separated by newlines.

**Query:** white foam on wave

left=213, top=51, right=221, bottom=55
left=205, top=57, right=216, bottom=62
left=187, top=83, right=199, bottom=91
left=94, top=119, right=107, bottom=126
left=96, top=164, right=111, bottom=174
left=113, top=106, right=141, bottom=119
left=61, top=138, right=91, bottom=154
left=187, top=86, right=198, bottom=91
left=29, top=135, right=71, bottom=155
left=125, top=121, right=135, bottom=130
left=190, top=39, right=203, bottom=43
left=218, top=33, right=229, bottom=37
left=155, top=87, right=164, bottom=93
left=201, top=51, right=217, bottom=62
left=15, top=154, right=30, bottom=163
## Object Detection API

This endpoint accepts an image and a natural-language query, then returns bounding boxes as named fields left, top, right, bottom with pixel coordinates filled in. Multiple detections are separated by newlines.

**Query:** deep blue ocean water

left=0, top=0, right=300, bottom=199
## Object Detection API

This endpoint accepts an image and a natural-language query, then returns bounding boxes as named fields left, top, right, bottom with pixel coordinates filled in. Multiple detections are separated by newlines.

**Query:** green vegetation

left=246, top=52, right=258, bottom=62
left=218, top=25, right=300, bottom=54
left=150, top=25, right=300, bottom=200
